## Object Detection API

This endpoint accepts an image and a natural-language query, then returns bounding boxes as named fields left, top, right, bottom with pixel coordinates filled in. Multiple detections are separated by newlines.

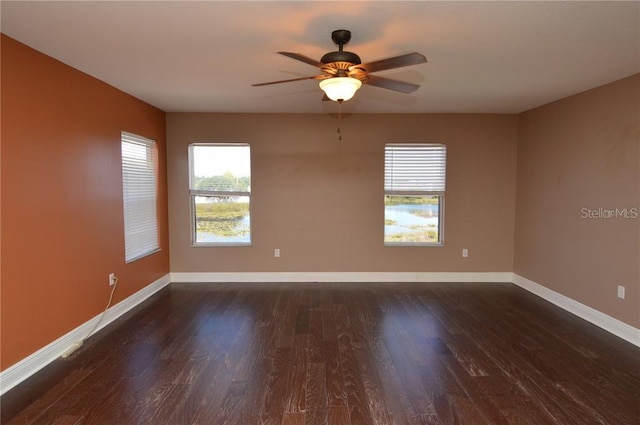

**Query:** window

left=188, top=143, right=251, bottom=245
left=384, top=143, right=446, bottom=245
left=121, top=132, right=159, bottom=262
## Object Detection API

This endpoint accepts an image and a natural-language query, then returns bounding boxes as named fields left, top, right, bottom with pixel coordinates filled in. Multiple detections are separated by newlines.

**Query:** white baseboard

left=3, top=271, right=636, bottom=396
left=170, top=271, right=513, bottom=283
left=0, top=273, right=171, bottom=396
left=512, top=273, right=640, bottom=348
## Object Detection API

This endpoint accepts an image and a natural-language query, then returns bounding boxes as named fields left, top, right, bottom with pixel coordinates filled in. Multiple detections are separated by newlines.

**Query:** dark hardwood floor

left=2, top=282, right=639, bottom=425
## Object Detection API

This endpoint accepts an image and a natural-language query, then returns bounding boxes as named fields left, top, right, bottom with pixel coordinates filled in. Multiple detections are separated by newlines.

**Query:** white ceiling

left=2, top=1, right=639, bottom=114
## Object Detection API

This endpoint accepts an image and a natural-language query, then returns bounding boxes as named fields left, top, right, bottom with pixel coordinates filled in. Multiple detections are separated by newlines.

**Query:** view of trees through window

left=189, top=144, right=251, bottom=244
left=192, top=173, right=250, bottom=192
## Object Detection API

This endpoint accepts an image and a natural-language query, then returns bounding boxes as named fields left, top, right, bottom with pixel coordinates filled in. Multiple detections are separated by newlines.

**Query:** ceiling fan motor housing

left=321, top=29, right=361, bottom=65
left=320, top=50, right=361, bottom=65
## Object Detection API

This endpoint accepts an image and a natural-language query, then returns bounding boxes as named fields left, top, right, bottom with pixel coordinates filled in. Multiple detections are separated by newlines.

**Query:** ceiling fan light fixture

left=319, top=77, right=362, bottom=102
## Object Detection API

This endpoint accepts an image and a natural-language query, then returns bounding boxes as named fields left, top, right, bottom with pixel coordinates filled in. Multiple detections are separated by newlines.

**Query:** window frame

left=384, top=143, right=447, bottom=246
left=121, top=131, right=160, bottom=263
left=188, top=143, right=252, bottom=247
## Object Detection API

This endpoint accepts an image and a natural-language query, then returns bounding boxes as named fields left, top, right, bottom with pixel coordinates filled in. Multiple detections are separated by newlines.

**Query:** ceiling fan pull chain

left=337, top=100, right=342, bottom=140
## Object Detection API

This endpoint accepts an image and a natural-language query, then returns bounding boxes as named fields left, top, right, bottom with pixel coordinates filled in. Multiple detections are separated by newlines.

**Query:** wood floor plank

left=283, top=334, right=309, bottom=413
left=308, top=309, right=325, bottom=363
left=236, top=357, right=271, bottom=425
left=473, top=375, right=548, bottom=425
left=369, top=335, right=421, bottom=425
left=295, top=305, right=310, bottom=334
left=439, top=352, right=510, bottom=425
left=50, top=415, right=84, bottom=425
left=379, top=294, right=442, bottom=416
left=261, top=347, right=293, bottom=425
left=2, top=282, right=638, bottom=425
left=282, top=412, right=306, bottom=425
left=277, top=289, right=299, bottom=349
left=190, top=298, right=261, bottom=424
left=324, top=340, right=348, bottom=407
left=409, top=414, right=444, bottom=425
left=5, top=369, right=92, bottom=425
left=337, top=328, right=376, bottom=424
left=327, top=405, right=352, bottom=425
left=305, top=363, right=328, bottom=425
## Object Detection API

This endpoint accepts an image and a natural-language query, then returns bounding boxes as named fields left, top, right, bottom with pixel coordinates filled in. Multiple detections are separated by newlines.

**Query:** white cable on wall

left=61, top=276, right=118, bottom=358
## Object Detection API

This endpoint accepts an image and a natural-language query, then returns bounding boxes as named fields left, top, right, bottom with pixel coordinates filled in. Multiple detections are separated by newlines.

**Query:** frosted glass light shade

left=319, top=77, right=362, bottom=101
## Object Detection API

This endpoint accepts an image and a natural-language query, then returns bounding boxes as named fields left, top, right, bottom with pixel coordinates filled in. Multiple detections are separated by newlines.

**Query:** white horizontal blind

left=121, top=132, right=159, bottom=262
left=385, top=144, right=446, bottom=194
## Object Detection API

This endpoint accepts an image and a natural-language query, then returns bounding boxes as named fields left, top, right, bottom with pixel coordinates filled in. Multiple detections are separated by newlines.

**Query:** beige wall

left=167, top=113, right=518, bottom=273
left=514, top=74, right=640, bottom=328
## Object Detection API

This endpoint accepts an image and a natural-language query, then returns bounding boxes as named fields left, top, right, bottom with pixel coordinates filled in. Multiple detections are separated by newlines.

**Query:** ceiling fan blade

left=278, top=52, right=324, bottom=68
left=364, top=75, right=420, bottom=94
left=356, top=52, right=427, bottom=73
left=252, top=75, right=328, bottom=87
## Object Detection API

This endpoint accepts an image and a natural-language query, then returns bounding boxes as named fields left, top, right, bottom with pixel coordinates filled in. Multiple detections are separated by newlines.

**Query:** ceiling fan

left=252, top=29, right=427, bottom=102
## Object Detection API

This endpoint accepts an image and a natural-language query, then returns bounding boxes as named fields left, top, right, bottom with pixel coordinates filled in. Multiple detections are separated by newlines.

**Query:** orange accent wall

left=1, top=35, right=170, bottom=370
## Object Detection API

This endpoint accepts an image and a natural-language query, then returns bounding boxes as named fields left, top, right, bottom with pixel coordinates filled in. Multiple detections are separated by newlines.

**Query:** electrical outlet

left=109, top=273, right=117, bottom=286
left=462, top=248, right=469, bottom=258
left=274, top=248, right=280, bottom=258
left=617, top=285, right=625, bottom=300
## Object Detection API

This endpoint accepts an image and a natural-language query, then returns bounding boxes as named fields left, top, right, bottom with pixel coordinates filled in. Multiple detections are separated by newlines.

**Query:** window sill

left=191, top=243, right=252, bottom=248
